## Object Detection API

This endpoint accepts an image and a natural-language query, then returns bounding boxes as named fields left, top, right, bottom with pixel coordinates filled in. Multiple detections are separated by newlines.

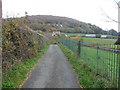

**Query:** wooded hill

left=23, top=15, right=117, bottom=35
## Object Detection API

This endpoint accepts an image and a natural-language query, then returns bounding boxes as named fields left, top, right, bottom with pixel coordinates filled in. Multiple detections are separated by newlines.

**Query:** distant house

left=101, top=35, right=107, bottom=38
left=65, top=34, right=68, bottom=37
left=52, top=31, right=61, bottom=36
left=85, top=34, right=96, bottom=37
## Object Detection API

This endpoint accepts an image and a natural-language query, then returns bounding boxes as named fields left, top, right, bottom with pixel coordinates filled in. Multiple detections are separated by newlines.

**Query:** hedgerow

left=2, top=18, right=48, bottom=75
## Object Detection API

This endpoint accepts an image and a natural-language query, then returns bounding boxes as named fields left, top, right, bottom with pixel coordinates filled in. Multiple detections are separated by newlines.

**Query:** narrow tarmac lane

left=22, top=45, right=80, bottom=88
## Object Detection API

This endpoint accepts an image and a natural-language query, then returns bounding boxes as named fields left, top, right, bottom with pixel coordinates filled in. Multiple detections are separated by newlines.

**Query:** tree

left=115, top=1, right=120, bottom=44
left=102, top=0, right=120, bottom=44
left=108, top=29, right=118, bottom=36
left=41, top=24, right=53, bottom=32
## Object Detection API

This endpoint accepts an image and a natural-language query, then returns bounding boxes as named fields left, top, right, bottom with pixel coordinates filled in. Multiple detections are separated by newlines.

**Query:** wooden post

left=77, top=40, right=81, bottom=57
left=0, top=0, right=2, bottom=89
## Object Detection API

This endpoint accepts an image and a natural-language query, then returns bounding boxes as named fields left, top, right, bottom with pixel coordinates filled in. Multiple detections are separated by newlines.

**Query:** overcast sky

left=2, top=0, right=119, bottom=31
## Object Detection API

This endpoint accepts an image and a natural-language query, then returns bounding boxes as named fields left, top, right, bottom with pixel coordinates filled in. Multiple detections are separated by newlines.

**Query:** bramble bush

left=2, top=17, right=47, bottom=75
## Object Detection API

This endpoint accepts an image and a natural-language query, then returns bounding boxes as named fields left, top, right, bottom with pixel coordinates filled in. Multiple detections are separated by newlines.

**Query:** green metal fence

left=59, top=39, right=78, bottom=53
left=80, top=45, right=120, bottom=88
left=59, top=39, right=120, bottom=88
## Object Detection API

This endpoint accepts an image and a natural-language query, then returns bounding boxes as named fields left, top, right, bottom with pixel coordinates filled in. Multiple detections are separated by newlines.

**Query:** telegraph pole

left=115, top=1, right=120, bottom=44
left=0, top=0, right=2, bottom=89
left=0, top=0, right=2, bottom=19
left=118, top=1, right=120, bottom=34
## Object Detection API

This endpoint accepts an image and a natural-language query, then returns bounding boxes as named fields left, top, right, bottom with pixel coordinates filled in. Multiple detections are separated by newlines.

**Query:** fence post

left=118, top=1, right=120, bottom=88
left=118, top=45, right=120, bottom=88
left=96, top=45, right=99, bottom=74
left=77, top=40, right=81, bottom=57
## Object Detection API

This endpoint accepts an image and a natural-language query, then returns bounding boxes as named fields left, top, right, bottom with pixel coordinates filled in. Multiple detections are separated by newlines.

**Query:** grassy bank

left=2, top=44, right=50, bottom=88
left=59, top=44, right=112, bottom=88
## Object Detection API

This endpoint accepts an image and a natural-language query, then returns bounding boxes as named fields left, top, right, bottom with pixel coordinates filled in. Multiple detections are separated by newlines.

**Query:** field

left=59, top=43, right=105, bottom=88
left=59, top=38, right=120, bottom=88
left=82, top=37, right=117, bottom=45
left=80, top=46, right=119, bottom=87
left=59, top=43, right=119, bottom=88
left=61, top=33, right=85, bottom=37
left=61, top=33, right=117, bottom=45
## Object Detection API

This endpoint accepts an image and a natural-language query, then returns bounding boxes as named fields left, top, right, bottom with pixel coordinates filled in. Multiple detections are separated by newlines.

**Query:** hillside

left=23, top=15, right=108, bottom=34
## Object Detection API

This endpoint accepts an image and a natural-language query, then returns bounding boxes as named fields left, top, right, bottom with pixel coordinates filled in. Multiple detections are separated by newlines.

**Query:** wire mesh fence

left=59, top=39, right=78, bottom=53
left=59, top=39, right=120, bottom=88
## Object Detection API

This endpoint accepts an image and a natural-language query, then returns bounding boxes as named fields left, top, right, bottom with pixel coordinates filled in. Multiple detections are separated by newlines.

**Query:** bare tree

left=115, top=1, right=120, bottom=45
left=102, top=0, right=120, bottom=44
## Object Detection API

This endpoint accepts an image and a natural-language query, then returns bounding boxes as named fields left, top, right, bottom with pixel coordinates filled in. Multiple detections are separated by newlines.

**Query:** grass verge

left=59, top=43, right=112, bottom=88
left=2, top=44, right=50, bottom=88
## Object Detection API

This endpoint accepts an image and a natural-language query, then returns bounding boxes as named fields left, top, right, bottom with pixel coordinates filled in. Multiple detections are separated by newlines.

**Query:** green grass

left=61, top=33, right=117, bottom=43
left=82, top=37, right=117, bottom=45
left=61, top=33, right=85, bottom=37
left=59, top=43, right=112, bottom=88
left=59, top=38, right=120, bottom=88
left=2, top=44, right=50, bottom=88
left=80, top=46, right=119, bottom=84
left=61, top=33, right=117, bottom=45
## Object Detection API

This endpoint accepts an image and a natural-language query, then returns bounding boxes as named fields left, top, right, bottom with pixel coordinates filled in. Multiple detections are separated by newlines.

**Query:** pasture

left=80, top=46, right=119, bottom=87
left=61, top=33, right=85, bottom=37
left=82, top=37, right=117, bottom=45
left=59, top=38, right=120, bottom=88
left=61, top=33, right=117, bottom=45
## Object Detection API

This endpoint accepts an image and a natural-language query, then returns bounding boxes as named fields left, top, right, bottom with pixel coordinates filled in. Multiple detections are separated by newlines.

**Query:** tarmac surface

left=22, top=45, right=80, bottom=88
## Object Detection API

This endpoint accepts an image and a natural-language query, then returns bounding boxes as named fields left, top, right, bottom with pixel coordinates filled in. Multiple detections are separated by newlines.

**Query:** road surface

left=22, top=45, right=80, bottom=88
